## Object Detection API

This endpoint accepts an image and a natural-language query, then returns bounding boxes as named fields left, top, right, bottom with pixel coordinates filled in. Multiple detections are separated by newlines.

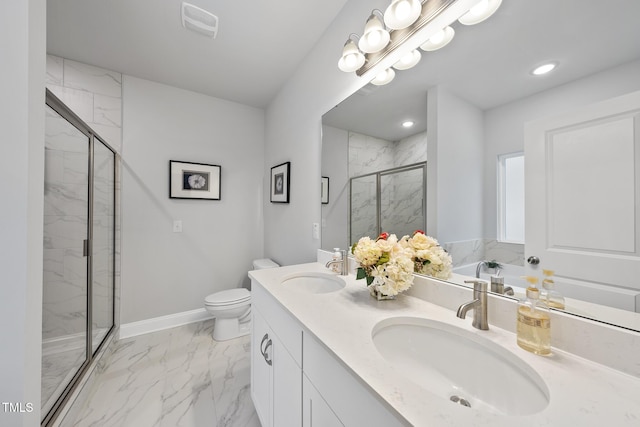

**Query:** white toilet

left=205, top=258, right=279, bottom=341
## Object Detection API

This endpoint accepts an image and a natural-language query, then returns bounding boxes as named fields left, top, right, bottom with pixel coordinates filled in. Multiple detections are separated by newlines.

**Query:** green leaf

left=376, top=252, right=390, bottom=266
left=366, top=275, right=374, bottom=286
left=356, top=267, right=366, bottom=280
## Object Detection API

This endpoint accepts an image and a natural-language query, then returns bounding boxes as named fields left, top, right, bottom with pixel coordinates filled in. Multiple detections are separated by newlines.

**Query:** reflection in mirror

left=321, top=0, right=640, bottom=331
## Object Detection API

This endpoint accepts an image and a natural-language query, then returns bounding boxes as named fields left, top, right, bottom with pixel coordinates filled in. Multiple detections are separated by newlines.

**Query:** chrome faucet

left=475, top=261, right=487, bottom=278
left=456, top=280, right=489, bottom=330
left=489, top=270, right=514, bottom=296
left=325, top=249, right=348, bottom=275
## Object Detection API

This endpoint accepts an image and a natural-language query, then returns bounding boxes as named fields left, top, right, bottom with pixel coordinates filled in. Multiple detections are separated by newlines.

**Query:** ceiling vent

left=181, top=2, right=218, bottom=38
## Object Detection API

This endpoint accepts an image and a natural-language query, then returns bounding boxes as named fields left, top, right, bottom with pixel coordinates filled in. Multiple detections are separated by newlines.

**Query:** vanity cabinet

left=251, top=277, right=406, bottom=427
left=303, top=331, right=406, bottom=427
left=302, top=374, right=344, bottom=427
left=251, top=281, right=302, bottom=427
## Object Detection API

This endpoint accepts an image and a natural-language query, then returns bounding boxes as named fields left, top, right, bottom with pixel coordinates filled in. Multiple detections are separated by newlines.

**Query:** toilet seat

left=205, top=288, right=250, bottom=307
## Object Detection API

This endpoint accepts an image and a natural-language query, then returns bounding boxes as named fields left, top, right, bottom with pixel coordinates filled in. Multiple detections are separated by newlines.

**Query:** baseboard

left=119, top=308, right=214, bottom=339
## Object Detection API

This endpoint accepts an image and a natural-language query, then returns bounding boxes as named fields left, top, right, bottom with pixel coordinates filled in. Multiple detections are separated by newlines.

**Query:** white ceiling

left=47, top=0, right=349, bottom=108
left=323, top=0, right=640, bottom=141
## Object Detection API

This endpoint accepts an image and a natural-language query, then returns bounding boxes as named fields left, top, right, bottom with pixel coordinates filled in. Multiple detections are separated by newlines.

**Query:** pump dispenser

left=517, top=281, right=551, bottom=355
left=540, top=269, right=565, bottom=309
left=330, top=248, right=342, bottom=273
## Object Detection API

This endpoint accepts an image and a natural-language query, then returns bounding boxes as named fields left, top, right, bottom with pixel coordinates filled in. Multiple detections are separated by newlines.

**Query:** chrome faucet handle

left=464, top=280, right=488, bottom=293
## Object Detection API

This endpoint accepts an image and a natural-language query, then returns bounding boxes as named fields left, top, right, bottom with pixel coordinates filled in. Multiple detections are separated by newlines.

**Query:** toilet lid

left=205, top=288, right=250, bottom=306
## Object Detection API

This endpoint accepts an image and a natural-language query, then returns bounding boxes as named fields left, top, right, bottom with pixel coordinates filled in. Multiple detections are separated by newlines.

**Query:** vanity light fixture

left=458, top=0, right=502, bottom=25
left=531, top=62, right=557, bottom=76
left=384, top=0, right=422, bottom=30
left=371, top=68, right=396, bottom=86
left=393, top=49, right=422, bottom=70
left=359, top=10, right=391, bottom=54
left=420, top=25, right=455, bottom=51
left=339, top=0, right=503, bottom=84
left=338, top=34, right=366, bottom=72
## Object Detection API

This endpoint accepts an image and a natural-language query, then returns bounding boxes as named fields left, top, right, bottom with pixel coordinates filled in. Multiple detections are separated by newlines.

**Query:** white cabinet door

left=303, top=375, right=344, bottom=427
left=272, top=333, right=301, bottom=427
left=525, top=90, right=640, bottom=311
left=251, top=308, right=272, bottom=427
left=251, top=289, right=302, bottom=427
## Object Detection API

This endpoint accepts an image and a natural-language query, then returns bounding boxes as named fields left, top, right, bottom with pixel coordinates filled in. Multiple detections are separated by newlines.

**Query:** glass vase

left=369, top=282, right=396, bottom=301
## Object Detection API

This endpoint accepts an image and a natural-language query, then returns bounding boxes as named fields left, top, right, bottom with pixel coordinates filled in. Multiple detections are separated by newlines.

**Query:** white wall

left=483, top=59, right=640, bottom=239
left=427, top=86, right=484, bottom=243
left=121, top=76, right=265, bottom=323
left=321, top=125, right=349, bottom=250
left=0, top=0, right=45, bottom=425
left=263, top=0, right=390, bottom=265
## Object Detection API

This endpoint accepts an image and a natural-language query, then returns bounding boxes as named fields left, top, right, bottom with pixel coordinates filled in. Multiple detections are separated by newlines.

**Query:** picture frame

left=321, top=176, right=329, bottom=204
left=270, top=161, right=290, bottom=203
left=169, top=160, right=221, bottom=200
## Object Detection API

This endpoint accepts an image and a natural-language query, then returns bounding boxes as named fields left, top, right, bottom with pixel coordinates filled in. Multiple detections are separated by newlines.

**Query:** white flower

left=353, top=233, right=414, bottom=296
left=352, top=237, right=382, bottom=267
left=406, top=232, right=453, bottom=280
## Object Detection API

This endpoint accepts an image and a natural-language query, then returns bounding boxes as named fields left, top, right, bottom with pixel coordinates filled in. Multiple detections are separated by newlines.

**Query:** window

left=497, top=152, right=524, bottom=243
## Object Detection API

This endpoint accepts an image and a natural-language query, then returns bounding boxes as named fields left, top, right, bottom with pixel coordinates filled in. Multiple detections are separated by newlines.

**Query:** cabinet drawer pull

left=260, top=333, right=269, bottom=356
left=263, top=339, right=273, bottom=366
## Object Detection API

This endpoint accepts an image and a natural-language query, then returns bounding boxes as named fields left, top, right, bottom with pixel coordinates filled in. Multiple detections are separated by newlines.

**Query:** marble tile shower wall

left=441, top=238, right=525, bottom=268
left=46, top=55, right=123, bottom=153
left=44, top=55, right=122, bottom=343
left=349, top=131, right=427, bottom=242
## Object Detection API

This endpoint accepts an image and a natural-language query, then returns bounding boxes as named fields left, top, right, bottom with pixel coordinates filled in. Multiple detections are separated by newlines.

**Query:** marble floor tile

left=66, top=320, right=259, bottom=427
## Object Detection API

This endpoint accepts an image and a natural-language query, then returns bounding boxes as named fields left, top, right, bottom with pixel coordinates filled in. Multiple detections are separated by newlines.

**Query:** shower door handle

left=83, top=239, right=91, bottom=257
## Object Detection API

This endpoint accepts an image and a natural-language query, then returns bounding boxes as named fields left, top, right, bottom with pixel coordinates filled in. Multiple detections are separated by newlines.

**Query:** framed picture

left=169, top=160, right=221, bottom=200
left=321, top=176, right=329, bottom=204
left=270, top=161, right=290, bottom=203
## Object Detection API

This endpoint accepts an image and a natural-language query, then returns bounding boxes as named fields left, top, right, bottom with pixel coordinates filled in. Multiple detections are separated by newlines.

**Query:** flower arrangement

left=351, top=232, right=414, bottom=298
left=402, top=230, right=453, bottom=280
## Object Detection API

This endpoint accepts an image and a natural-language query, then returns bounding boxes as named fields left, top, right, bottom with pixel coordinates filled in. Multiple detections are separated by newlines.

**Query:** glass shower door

left=42, top=105, right=90, bottom=416
left=350, top=174, right=378, bottom=244
left=380, top=165, right=425, bottom=238
left=91, top=139, right=115, bottom=354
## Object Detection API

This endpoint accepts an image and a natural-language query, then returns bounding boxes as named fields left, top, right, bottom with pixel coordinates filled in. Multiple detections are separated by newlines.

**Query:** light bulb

left=371, top=68, right=395, bottom=85
left=458, top=0, right=502, bottom=25
left=470, top=0, right=489, bottom=16
left=395, top=1, right=411, bottom=20
left=430, top=29, right=445, bottom=45
left=359, top=13, right=390, bottom=53
left=384, top=0, right=421, bottom=30
left=420, top=26, right=455, bottom=51
left=393, top=49, right=421, bottom=70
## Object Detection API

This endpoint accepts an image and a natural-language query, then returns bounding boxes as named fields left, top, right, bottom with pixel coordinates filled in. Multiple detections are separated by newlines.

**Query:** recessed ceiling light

left=532, top=62, right=557, bottom=75
left=402, top=120, right=414, bottom=128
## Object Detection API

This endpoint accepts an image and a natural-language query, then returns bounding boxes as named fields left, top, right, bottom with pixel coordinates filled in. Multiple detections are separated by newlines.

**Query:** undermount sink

left=372, top=317, right=550, bottom=416
left=281, top=272, right=346, bottom=294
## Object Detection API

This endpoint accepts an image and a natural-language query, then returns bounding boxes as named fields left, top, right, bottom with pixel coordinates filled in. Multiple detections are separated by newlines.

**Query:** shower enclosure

left=350, top=162, right=426, bottom=244
left=42, top=89, right=116, bottom=425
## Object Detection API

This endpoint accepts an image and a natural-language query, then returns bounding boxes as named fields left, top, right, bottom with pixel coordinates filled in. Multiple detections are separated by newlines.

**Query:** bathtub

left=453, top=262, right=527, bottom=290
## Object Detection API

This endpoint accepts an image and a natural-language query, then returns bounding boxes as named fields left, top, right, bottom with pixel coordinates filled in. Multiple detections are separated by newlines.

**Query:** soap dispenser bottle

left=517, top=281, right=551, bottom=355
left=330, top=248, right=342, bottom=273
left=540, top=269, right=565, bottom=310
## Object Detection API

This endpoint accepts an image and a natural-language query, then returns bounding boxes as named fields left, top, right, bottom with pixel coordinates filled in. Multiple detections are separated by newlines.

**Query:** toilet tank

left=252, top=258, right=279, bottom=270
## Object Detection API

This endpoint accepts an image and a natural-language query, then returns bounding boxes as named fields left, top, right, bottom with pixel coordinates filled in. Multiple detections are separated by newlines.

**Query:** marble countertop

left=249, top=262, right=640, bottom=427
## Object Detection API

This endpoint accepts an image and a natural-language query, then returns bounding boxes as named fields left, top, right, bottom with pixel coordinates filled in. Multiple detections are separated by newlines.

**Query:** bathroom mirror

left=321, top=0, right=640, bottom=331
